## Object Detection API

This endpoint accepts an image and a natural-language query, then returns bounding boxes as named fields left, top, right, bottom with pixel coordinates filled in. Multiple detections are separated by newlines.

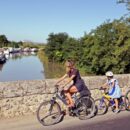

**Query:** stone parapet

left=0, top=74, right=130, bottom=119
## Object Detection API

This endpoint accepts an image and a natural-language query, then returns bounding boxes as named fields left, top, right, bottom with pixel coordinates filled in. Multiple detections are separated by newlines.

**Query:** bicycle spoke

left=76, top=96, right=95, bottom=120
left=95, top=98, right=107, bottom=115
left=37, top=101, right=61, bottom=126
left=125, top=91, right=130, bottom=110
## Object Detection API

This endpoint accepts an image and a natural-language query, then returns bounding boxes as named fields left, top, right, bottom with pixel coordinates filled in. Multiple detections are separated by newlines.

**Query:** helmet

left=105, top=71, right=114, bottom=77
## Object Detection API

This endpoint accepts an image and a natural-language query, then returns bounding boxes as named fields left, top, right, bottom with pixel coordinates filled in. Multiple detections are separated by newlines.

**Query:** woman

left=55, top=59, right=90, bottom=108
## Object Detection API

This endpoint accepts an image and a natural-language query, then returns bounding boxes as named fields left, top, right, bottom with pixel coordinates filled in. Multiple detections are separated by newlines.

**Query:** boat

left=30, top=48, right=38, bottom=52
left=3, top=48, right=10, bottom=55
left=8, top=47, right=14, bottom=53
left=0, top=54, right=6, bottom=64
left=23, top=47, right=30, bottom=52
left=8, top=47, right=22, bottom=53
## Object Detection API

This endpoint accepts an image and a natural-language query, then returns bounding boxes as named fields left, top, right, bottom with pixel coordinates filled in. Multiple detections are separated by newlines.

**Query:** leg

left=65, top=92, right=74, bottom=107
left=104, top=98, right=109, bottom=106
left=114, top=99, right=119, bottom=109
left=69, top=85, right=78, bottom=93
left=114, top=98, right=120, bottom=113
left=65, top=86, right=78, bottom=107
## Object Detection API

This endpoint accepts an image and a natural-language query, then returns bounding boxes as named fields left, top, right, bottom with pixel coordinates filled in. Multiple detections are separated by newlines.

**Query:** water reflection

left=8, top=51, right=37, bottom=60
left=0, top=52, right=44, bottom=82
left=0, top=64, right=4, bottom=71
left=0, top=51, right=66, bottom=82
left=37, top=51, right=65, bottom=78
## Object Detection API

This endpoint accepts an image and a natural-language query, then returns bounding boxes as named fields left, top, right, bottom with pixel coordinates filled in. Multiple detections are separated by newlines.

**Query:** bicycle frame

left=50, top=88, right=68, bottom=106
left=56, top=93, right=68, bottom=105
left=100, top=89, right=124, bottom=108
left=51, top=87, right=81, bottom=107
left=100, top=90, right=115, bottom=107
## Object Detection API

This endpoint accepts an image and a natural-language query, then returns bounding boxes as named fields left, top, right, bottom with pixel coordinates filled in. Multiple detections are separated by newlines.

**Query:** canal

left=0, top=51, right=65, bottom=82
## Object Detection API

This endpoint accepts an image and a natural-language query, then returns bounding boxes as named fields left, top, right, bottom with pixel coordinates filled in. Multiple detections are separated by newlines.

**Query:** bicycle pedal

left=41, top=118, right=44, bottom=122
left=69, top=111, right=76, bottom=116
left=61, top=110, right=66, bottom=115
left=69, top=112, right=73, bottom=116
left=51, top=116, right=57, bottom=119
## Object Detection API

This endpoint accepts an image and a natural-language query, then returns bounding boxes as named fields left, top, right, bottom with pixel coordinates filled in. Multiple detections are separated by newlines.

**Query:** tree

left=44, top=18, right=130, bottom=75
left=80, top=18, right=130, bottom=74
left=45, top=32, right=69, bottom=62
left=0, top=35, right=9, bottom=47
left=117, top=0, right=130, bottom=10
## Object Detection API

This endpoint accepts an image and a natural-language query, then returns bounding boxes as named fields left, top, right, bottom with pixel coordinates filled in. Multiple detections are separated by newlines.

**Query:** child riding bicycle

left=101, top=71, right=122, bottom=113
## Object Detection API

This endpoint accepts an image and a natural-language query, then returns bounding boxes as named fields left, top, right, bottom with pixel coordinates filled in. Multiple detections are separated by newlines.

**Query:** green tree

left=45, top=32, right=68, bottom=62
left=44, top=18, right=130, bottom=75
left=117, top=0, right=130, bottom=10
left=0, top=35, right=9, bottom=47
left=80, top=18, right=130, bottom=74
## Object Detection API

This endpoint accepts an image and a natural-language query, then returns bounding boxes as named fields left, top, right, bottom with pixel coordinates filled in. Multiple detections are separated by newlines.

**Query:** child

left=101, top=71, right=122, bottom=113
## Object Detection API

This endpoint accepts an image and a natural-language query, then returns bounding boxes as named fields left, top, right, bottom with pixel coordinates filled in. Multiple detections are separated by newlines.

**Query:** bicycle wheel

left=95, top=98, right=108, bottom=115
left=124, top=90, right=130, bottom=111
left=37, top=100, right=62, bottom=126
left=117, top=96, right=125, bottom=111
left=76, top=96, right=95, bottom=120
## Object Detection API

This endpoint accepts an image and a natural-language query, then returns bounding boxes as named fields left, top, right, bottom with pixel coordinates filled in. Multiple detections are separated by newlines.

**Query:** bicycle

left=94, top=87, right=130, bottom=115
left=37, top=85, right=96, bottom=126
left=124, top=88, right=130, bottom=111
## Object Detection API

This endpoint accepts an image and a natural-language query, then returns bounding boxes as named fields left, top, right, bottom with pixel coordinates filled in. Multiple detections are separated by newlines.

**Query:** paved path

left=0, top=111, right=130, bottom=130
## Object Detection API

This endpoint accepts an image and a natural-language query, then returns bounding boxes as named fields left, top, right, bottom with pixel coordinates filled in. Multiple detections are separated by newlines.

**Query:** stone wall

left=0, top=74, right=130, bottom=119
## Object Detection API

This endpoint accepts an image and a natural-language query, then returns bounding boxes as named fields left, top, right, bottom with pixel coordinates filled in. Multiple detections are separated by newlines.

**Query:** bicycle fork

left=99, top=97, right=105, bottom=107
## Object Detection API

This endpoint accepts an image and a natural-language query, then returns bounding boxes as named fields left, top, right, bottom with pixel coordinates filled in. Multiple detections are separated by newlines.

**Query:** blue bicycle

left=37, top=85, right=95, bottom=126
left=95, top=87, right=130, bottom=115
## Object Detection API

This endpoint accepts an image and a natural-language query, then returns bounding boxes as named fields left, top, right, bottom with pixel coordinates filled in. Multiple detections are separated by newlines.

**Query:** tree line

left=45, top=16, right=130, bottom=75
left=0, top=35, right=44, bottom=49
left=0, top=35, right=22, bottom=48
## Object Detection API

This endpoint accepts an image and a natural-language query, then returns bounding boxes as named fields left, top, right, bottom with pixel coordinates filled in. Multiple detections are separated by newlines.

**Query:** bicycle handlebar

left=54, top=85, right=60, bottom=93
left=99, top=87, right=106, bottom=90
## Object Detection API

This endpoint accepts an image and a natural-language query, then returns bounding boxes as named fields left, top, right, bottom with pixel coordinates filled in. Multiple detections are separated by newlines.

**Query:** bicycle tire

left=37, top=100, right=62, bottom=126
left=116, top=96, right=125, bottom=111
left=94, top=98, right=108, bottom=115
left=76, top=96, right=95, bottom=120
left=124, top=90, right=130, bottom=111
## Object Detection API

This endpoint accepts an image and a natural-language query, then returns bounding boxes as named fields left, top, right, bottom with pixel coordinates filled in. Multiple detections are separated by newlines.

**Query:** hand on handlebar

left=55, top=84, right=59, bottom=88
left=99, top=86, right=104, bottom=90
left=99, top=86, right=107, bottom=91
left=55, top=83, right=65, bottom=88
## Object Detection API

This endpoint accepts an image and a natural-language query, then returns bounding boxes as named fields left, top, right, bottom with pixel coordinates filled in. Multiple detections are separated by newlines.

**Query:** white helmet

left=105, top=71, right=114, bottom=77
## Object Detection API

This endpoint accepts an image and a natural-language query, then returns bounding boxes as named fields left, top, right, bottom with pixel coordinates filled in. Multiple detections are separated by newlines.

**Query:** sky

left=0, top=0, right=128, bottom=43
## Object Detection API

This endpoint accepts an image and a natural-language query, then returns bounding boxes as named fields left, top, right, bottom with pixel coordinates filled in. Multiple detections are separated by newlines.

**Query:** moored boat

left=0, top=54, right=6, bottom=64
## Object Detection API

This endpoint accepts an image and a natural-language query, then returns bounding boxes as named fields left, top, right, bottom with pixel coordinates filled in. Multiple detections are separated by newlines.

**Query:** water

left=0, top=52, right=65, bottom=82
left=0, top=53, right=44, bottom=82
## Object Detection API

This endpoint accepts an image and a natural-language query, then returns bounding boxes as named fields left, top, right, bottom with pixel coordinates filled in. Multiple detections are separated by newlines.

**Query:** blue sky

left=0, top=0, right=128, bottom=43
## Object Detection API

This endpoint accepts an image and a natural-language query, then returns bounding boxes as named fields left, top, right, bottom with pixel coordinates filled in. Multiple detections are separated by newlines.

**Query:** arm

left=62, top=68, right=78, bottom=87
left=111, top=80, right=116, bottom=87
left=101, top=82, right=109, bottom=88
left=101, top=79, right=116, bottom=90
left=62, top=75, right=75, bottom=87
left=55, top=74, right=68, bottom=85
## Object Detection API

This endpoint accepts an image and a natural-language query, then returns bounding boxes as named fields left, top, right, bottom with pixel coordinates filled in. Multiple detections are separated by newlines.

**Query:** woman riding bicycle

left=55, top=59, right=90, bottom=108
left=101, top=71, right=122, bottom=113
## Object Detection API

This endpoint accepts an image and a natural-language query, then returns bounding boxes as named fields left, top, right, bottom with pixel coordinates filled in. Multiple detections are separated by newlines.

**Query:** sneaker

left=68, top=108, right=74, bottom=116
left=114, top=109, right=120, bottom=114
